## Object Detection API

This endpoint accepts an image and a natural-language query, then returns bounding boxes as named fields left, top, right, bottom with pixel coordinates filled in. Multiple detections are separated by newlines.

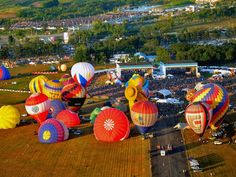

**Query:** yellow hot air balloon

left=0, top=105, right=20, bottom=129
left=60, top=64, right=67, bottom=72
left=29, top=75, right=48, bottom=94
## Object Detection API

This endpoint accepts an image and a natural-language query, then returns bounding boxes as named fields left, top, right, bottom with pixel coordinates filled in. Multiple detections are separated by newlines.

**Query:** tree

left=156, top=47, right=171, bottom=62
left=8, top=35, right=15, bottom=45
left=74, top=44, right=90, bottom=62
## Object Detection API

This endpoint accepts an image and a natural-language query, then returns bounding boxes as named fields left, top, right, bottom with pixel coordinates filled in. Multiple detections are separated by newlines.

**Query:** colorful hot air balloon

left=191, top=83, right=229, bottom=130
left=38, top=119, right=69, bottom=144
left=29, top=75, right=48, bottom=94
left=71, top=62, right=95, bottom=87
left=61, top=83, right=86, bottom=112
left=59, top=74, right=74, bottom=86
left=130, top=101, right=158, bottom=134
left=60, top=64, right=67, bottom=72
left=47, top=100, right=66, bottom=119
left=0, top=65, right=11, bottom=80
left=90, top=107, right=102, bottom=124
left=185, top=89, right=196, bottom=102
left=44, top=80, right=63, bottom=100
left=94, top=108, right=130, bottom=142
left=25, top=93, right=50, bottom=124
left=185, top=102, right=212, bottom=136
left=56, top=110, right=80, bottom=128
left=126, top=74, right=144, bottom=89
left=0, top=105, right=20, bottom=129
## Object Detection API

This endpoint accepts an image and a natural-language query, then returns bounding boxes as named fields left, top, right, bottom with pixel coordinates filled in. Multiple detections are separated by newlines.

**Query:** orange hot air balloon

left=94, top=108, right=130, bottom=142
left=56, top=110, right=80, bottom=128
left=185, top=89, right=196, bottom=102
left=185, top=102, right=212, bottom=136
left=130, top=101, right=158, bottom=134
left=25, top=93, right=51, bottom=124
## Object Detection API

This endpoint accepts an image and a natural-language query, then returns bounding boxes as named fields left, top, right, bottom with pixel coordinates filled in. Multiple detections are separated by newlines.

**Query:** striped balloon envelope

left=191, top=83, right=229, bottom=130
left=44, top=80, right=63, bottom=100
left=130, top=101, right=158, bottom=134
left=94, top=108, right=130, bottom=142
left=56, top=110, right=80, bottom=128
left=71, top=62, right=95, bottom=88
left=61, top=83, right=86, bottom=111
left=47, top=100, right=66, bottom=119
left=0, top=66, right=11, bottom=80
left=25, top=93, right=51, bottom=124
left=29, top=75, right=48, bottom=94
left=59, top=74, right=75, bottom=86
left=185, top=102, right=212, bottom=136
left=38, top=119, right=69, bottom=144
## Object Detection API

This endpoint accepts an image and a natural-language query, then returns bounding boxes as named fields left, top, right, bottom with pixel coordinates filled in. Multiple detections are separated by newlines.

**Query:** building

left=153, top=61, right=199, bottom=78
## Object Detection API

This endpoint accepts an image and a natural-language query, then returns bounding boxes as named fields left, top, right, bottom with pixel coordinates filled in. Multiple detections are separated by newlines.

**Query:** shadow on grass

left=196, top=153, right=225, bottom=171
left=185, top=141, right=202, bottom=151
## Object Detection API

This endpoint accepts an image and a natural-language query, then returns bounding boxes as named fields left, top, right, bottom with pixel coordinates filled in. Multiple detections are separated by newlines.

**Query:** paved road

left=150, top=116, right=190, bottom=177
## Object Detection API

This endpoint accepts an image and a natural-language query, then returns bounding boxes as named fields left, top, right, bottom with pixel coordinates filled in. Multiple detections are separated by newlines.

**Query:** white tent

left=157, top=89, right=172, bottom=98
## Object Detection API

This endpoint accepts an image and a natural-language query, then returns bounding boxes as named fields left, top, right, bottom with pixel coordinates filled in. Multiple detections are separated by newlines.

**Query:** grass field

left=182, top=112, right=236, bottom=177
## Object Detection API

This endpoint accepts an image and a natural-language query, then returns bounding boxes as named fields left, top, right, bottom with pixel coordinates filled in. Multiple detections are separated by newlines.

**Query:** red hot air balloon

left=56, top=110, right=80, bottom=128
left=25, top=93, right=50, bottom=124
left=185, top=102, right=212, bottom=136
left=130, top=101, right=158, bottom=134
left=94, top=108, right=130, bottom=142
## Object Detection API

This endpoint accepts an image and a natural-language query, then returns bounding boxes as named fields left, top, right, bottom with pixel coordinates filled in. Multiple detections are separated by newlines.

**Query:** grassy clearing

left=182, top=112, right=236, bottom=177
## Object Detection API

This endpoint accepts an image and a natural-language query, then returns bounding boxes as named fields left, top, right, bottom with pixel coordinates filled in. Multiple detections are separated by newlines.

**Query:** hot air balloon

left=44, top=80, right=63, bottom=100
left=0, top=105, right=20, bottom=129
left=191, top=83, right=229, bottom=130
left=185, top=89, right=196, bottom=102
left=56, top=110, right=80, bottom=128
left=71, top=62, right=95, bottom=87
left=90, top=107, right=102, bottom=124
left=126, top=74, right=144, bottom=89
left=29, top=75, right=48, bottom=94
left=185, top=102, right=212, bottom=136
left=47, top=100, right=66, bottom=119
left=0, top=65, right=11, bottom=80
left=61, top=82, right=86, bottom=112
left=25, top=93, right=50, bottom=124
left=60, top=64, right=67, bottom=72
left=59, top=74, right=74, bottom=86
left=130, top=101, right=158, bottom=134
left=94, top=108, right=130, bottom=142
left=38, top=119, right=69, bottom=144
left=49, top=65, right=56, bottom=71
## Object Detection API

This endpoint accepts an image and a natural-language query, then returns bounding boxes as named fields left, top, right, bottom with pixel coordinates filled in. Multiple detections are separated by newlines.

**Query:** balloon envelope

left=94, top=108, right=130, bottom=142
left=47, top=100, right=66, bottom=119
left=44, top=80, right=63, bottom=100
left=38, top=119, right=69, bottom=143
left=56, top=110, right=80, bottom=128
left=130, top=101, right=158, bottom=134
left=0, top=105, right=20, bottom=129
left=185, top=102, right=212, bottom=136
left=191, top=83, right=229, bottom=129
left=29, top=75, right=48, bottom=94
left=25, top=93, right=50, bottom=124
left=71, top=62, right=95, bottom=87
left=0, top=66, right=11, bottom=80
left=59, top=74, right=74, bottom=86
left=90, top=107, right=102, bottom=124
left=60, top=64, right=67, bottom=72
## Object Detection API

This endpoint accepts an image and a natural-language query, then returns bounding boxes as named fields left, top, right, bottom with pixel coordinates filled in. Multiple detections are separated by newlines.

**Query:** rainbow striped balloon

left=191, top=83, right=229, bottom=129
left=38, top=119, right=69, bottom=144
left=29, top=75, right=48, bottom=94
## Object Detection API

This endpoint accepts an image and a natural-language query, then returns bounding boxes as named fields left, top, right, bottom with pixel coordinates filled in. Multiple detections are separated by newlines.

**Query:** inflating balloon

left=0, top=65, right=11, bottom=80
left=38, top=119, right=69, bottom=144
left=25, top=93, right=50, bottom=124
left=0, top=105, right=20, bottom=129
left=94, top=108, right=130, bottom=142
left=56, top=110, right=80, bottom=128
left=60, top=64, right=67, bottom=72
left=185, top=102, right=212, bottom=136
left=59, top=74, right=74, bottom=86
left=191, top=83, right=229, bottom=130
left=90, top=108, right=102, bottom=124
left=71, top=62, right=95, bottom=87
left=44, top=80, right=63, bottom=100
left=61, top=83, right=86, bottom=112
left=47, top=100, right=66, bottom=119
left=130, top=101, right=158, bottom=134
left=29, top=75, right=48, bottom=94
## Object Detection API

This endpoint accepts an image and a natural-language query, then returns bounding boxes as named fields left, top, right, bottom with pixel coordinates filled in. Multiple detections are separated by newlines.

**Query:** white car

left=214, top=140, right=223, bottom=145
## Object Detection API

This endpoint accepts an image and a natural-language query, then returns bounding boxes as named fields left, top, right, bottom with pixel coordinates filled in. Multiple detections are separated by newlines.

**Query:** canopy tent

left=157, top=89, right=172, bottom=99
